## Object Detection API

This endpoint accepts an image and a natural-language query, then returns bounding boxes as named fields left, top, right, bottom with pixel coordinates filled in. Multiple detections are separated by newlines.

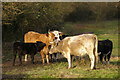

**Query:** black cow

left=98, top=39, right=113, bottom=64
left=13, top=41, right=46, bottom=66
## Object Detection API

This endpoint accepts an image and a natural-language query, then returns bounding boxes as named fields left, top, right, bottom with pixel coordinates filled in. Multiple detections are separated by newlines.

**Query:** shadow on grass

left=2, top=74, right=28, bottom=79
left=110, top=61, right=120, bottom=66
left=51, top=58, right=67, bottom=63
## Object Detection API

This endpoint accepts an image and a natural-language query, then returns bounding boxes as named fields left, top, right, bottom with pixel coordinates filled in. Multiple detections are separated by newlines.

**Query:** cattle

left=49, top=34, right=98, bottom=69
left=24, top=30, right=62, bottom=64
left=24, top=31, right=55, bottom=64
left=13, top=41, right=46, bottom=66
left=98, top=39, right=113, bottom=64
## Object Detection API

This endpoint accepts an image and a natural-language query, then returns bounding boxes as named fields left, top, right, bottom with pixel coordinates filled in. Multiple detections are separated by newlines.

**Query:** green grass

left=62, top=20, right=118, bottom=35
left=2, top=20, right=119, bottom=78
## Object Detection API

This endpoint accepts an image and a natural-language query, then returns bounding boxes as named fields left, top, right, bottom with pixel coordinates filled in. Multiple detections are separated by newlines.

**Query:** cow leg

left=99, top=54, right=103, bottom=64
left=25, top=54, right=28, bottom=61
left=31, top=54, right=34, bottom=64
left=54, top=53, right=58, bottom=62
left=107, top=52, right=111, bottom=64
left=41, top=53, right=45, bottom=64
left=89, top=54, right=96, bottom=69
left=13, top=51, right=17, bottom=66
left=71, top=55, right=75, bottom=63
left=50, top=54, right=54, bottom=62
left=104, top=55, right=107, bottom=64
left=50, top=53, right=57, bottom=62
left=66, top=53, right=72, bottom=69
left=19, top=55, right=22, bottom=65
left=46, top=54, right=49, bottom=64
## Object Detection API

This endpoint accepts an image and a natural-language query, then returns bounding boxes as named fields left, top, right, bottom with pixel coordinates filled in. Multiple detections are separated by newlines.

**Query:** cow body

left=13, top=41, right=46, bottom=66
left=98, top=39, right=113, bottom=64
left=49, top=34, right=98, bottom=69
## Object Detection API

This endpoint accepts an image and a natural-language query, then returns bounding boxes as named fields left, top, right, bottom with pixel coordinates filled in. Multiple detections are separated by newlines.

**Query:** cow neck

left=55, top=41, right=63, bottom=52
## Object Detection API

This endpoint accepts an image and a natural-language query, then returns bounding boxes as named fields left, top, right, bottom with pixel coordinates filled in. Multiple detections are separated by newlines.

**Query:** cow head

left=49, top=41, right=61, bottom=54
left=50, top=30, right=64, bottom=43
left=46, top=32, right=56, bottom=43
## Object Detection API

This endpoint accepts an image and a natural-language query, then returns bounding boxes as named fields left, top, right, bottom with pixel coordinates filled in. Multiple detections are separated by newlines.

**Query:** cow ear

left=59, top=32, right=64, bottom=36
left=48, top=29, right=51, bottom=33
left=47, top=29, right=51, bottom=37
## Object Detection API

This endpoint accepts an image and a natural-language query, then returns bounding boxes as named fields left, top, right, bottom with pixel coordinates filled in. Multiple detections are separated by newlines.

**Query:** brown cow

left=49, top=34, right=98, bottom=69
left=24, top=31, right=55, bottom=64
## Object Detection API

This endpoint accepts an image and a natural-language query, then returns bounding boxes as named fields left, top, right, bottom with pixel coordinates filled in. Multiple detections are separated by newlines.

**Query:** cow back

left=98, top=39, right=113, bottom=54
left=24, top=31, right=55, bottom=45
left=55, top=34, right=97, bottom=56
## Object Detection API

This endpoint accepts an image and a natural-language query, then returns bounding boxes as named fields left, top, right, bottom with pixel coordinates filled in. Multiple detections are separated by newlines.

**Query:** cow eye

left=59, top=33, right=61, bottom=35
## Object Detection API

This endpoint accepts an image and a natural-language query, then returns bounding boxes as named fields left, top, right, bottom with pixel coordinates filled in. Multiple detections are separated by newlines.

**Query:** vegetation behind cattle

left=2, top=2, right=119, bottom=79
left=2, top=2, right=119, bottom=42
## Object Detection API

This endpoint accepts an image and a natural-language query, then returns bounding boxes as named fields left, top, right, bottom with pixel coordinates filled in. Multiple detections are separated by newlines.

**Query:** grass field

left=2, top=20, right=119, bottom=79
left=2, top=57, right=120, bottom=78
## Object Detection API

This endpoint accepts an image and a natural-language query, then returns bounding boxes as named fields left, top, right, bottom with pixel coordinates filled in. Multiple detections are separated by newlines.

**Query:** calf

left=98, top=39, right=113, bottom=64
left=49, top=34, right=98, bottom=69
left=13, top=41, right=46, bottom=66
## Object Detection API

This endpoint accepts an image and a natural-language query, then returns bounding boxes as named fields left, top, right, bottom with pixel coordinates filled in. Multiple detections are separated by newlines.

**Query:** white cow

left=49, top=34, right=98, bottom=69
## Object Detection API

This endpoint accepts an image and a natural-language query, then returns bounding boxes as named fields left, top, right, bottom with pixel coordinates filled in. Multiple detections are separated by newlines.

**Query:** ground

left=2, top=55, right=120, bottom=78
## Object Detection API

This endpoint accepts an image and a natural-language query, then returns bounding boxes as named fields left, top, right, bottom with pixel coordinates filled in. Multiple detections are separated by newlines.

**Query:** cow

left=24, top=30, right=62, bottom=64
left=49, top=34, right=98, bottom=69
left=24, top=31, right=55, bottom=64
left=13, top=41, right=46, bottom=66
left=98, top=39, right=113, bottom=64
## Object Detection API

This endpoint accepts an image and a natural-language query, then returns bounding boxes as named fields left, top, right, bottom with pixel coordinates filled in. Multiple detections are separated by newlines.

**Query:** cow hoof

left=67, top=67, right=72, bottom=69
left=107, top=62, right=110, bottom=64
left=47, top=63, right=50, bottom=64
left=91, top=67, right=96, bottom=70
left=103, top=61, right=107, bottom=64
left=25, top=59, right=28, bottom=62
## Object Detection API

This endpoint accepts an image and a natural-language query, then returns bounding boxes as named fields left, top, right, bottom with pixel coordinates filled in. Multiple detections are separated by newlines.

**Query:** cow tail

left=94, top=35, right=99, bottom=63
